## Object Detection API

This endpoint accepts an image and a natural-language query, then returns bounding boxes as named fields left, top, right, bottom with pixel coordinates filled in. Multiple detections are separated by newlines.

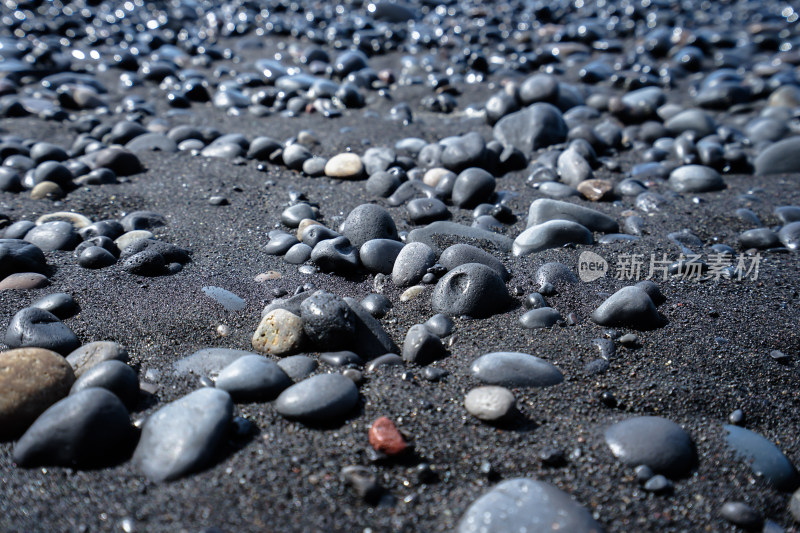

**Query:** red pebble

left=368, top=416, right=407, bottom=456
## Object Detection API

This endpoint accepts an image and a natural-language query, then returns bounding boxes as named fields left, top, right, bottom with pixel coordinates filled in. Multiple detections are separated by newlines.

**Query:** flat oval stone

left=133, top=388, right=233, bottom=482
left=24, top=221, right=80, bottom=251
left=407, top=197, right=449, bottom=224
left=458, top=478, right=603, bottom=533
left=31, top=293, right=79, bottom=319
left=69, top=360, right=139, bottom=407
left=739, top=228, right=779, bottom=249
left=14, top=388, right=132, bottom=468
left=392, top=242, right=436, bottom=287
left=432, top=263, right=511, bottom=318
left=520, top=307, right=563, bottom=328
left=66, top=341, right=129, bottom=378
left=0, top=272, right=49, bottom=290
left=513, top=220, right=593, bottom=256
left=605, top=416, right=696, bottom=477
left=215, top=355, right=292, bottom=402
left=407, top=221, right=513, bottom=254
left=439, top=243, right=509, bottom=280
left=359, top=239, right=404, bottom=274
left=591, top=286, right=661, bottom=329
left=275, top=373, right=359, bottom=423
left=778, top=221, right=800, bottom=251
left=340, top=204, right=398, bottom=248
left=668, top=165, right=725, bottom=193
left=201, top=286, right=246, bottom=311
left=0, top=347, right=75, bottom=440
left=451, top=168, right=496, bottom=209
left=173, top=348, right=253, bottom=378
left=325, top=153, right=364, bottom=179
left=252, top=309, right=305, bottom=356
left=724, top=425, right=799, bottom=491
left=471, top=352, right=563, bottom=388
left=368, top=416, right=407, bottom=455
left=464, top=386, right=516, bottom=423
left=754, top=137, right=800, bottom=175
left=527, top=198, right=619, bottom=232
left=277, top=355, right=318, bottom=381
left=5, top=307, right=80, bottom=355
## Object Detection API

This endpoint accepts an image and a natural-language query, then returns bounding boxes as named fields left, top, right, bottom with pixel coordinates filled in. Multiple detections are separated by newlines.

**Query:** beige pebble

left=296, top=218, right=323, bottom=240
left=464, top=386, right=516, bottom=422
left=30, top=181, right=64, bottom=200
left=66, top=341, right=129, bottom=378
left=35, top=211, right=93, bottom=229
left=115, top=230, right=154, bottom=251
left=0, top=272, right=49, bottom=290
left=400, top=285, right=426, bottom=302
left=255, top=271, right=282, bottom=282
left=423, top=168, right=454, bottom=188
left=324, top=153, right=364, bottom=179
left=251, top=309, right=305, bottom=356
left=577, top=179, right=614, bottom=201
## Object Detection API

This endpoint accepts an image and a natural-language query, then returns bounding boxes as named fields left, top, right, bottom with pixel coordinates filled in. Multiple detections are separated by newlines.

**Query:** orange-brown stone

left=368, top=416, right=407, bottom=456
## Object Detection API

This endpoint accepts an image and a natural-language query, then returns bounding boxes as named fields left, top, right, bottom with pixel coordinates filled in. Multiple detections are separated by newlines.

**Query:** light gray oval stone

left=591, top=286, right=661, bottom=329
left=215, top=355, right=292, bottom=402
left=392, top=242, right=436, bottom=287
left=724, top=425, right=799, bottom=491
left=513, top=220, right=593, bottom=256
left=471, top=352, right=563, bottom=388
left=605, top=416, right=696, bottom=477
left=275, top=373, right=358, bottom=423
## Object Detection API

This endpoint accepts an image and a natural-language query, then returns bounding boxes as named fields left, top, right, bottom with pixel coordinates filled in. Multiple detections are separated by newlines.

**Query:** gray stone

left=5, top=307, right=80, bottom=355
left=264, top=230, right=299, bottom=255
left=280, top=203, right=316, bottom=228
left=359, top=239, right=405, bottom=274
left=458, top=478, right=603, bottom=533
left=518, top=74, right=560, bottom=105
left=754, top=137, right=800, bottom=175
left=724, top=425, right=799, bottom=491
left=464, top=386, right=516, bottom=423
left=310, top=236, right=360, bottom=273
left=558, top=148, right=594, bottom=187
left=284, top=243, right=312, bottom=264
left=520, top=307, right=562, bottom=328
left=719, top=502, right=763, bottom=531
left=31, top=293, right=79, bottom=320
left=277, top=355, right=318, bottom=381
left=407, top=197, right=450, bottom=224
left=69, top=360, right=138, bottom=407
left=66, top=341, right=129, bottom=378
left=451, top=168, right=495, bottom=208
left=300, top=291, right=356, bottom=349
left=392, top=242, right=436, bottom=287
left=424, top=314, right=454, bottom=337
left=360, top=294, right=391, bottom=318
left=340, top=204, right=398, bottom=248
left=775, top=206, right=800, bottom=225
left=215, top=355, right=292, bottom=402
left=778, top=221, right=800, bottom=251
left=14, top=388, right=132, bottom=468
left=343, top=297, right=399, bottom=359
left=173, top=348, right=253, bottom=378
left=513, top=220, right=593, bottom=256
left=493, top=103, right=568, bottom=154
left=527, top=199, right=618, bottom=232
left=536, top=262, right=578, bottom=288
left=471, top=352, right=563, bottom=388
left=402, top=324, right=446, bottom=365
left=133, top=388, right=233, bottom=482
left=668, top=165, right=725, bottom=193
left=23, top=221, right=80, bottom=251
left=432, top=263, right=512, bottom=318
left=605, top=416, right=696, bottom=477
left=591, top=286, right=661, bottom=329
left=275, top=373, right=359, bottom=423
left=0, top=239, right=47, bottom=280
left=739, top=228, right=780, bottom=249
left=407, top=221, right=513, bottom=254
left=664, top=108, right=716, bottom=137
left=439, top=244, right=509, bottom=280
left=120, top=211, right=166, bottom=232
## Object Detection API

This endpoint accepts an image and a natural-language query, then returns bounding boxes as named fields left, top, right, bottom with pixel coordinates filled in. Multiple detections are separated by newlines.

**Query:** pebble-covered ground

left=1, top=0, right=800, bottom=531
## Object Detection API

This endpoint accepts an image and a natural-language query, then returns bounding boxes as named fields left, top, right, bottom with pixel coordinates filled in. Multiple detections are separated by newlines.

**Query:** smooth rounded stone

left=493, top=103, right=568, bottom=154
left=302, top=156, right=327, bottom=177
left=320, top=351, right=364, bottom=368
left=527, top=198, right=618, bottom=233
left=791, top=489, right=800, bottom=522
left=311, top=236, right=360, bottom=273
left=201, top=286, right=246, bottom=312
left=122, top=249, right=166, bottom=276
left=70, top=360, right=138, bottom=407
left=247, top=136, right=281, bottom=160
left=23, top=221, right=79, bottom=252
left=365, top=171, right=401, bottom=197
left=591, top=286, right=661, bottom=330
left=366, top=353, right=405, bottom=372
left=441, top=132, right=486, bottom=173
left=369, top=416, right=407, bottom=456
left=392, top=242, right=436, bottom=287
left=33, top=142, right=68, bottom=165
left=300, top=291, right=356, bottom=349
left=778, top=221, right=800, bottom=251
left=4, top=222, right=37, bottom=240
left=557, top=148, right=594, bottom=187
left=432, top=263, right=512, bottom=318
left=300, top=223, right=338, bottom=246
left=464, top=386, right=516, bottom=423
left=252, top=309, right=305, bottom=356
left=284, top=243, right=312, bottom=264
left=584, top=358, right=610, bottom=375
left=739, top=228, right=780, bottom=249
left=133, top=388, right=233, bottom=482
left=92, top=147, right=142, bottom=175
left=643, top=474, right=672, bottom=493
left=471, top=352, right=564, bottom=388
left=605, top=416, right=695, bottom=477
left=265, top=230, right=300, bottom=255
left=724, top=425, right=799, bottom=491
left=31, top=161, right=73, bottom=188
left=754, top=137, right=800, bottom=175
left=340, top=204, right=399, bottom=248
left=282, top=143, right=312, bottom=170
left=536, top=262, right=579, bottom=289
left=125, top=133, right=177, bottom=153
left=451, top=168, right=496, bottom=209
left=402, top=324, right=446, bottom=365
left=29, top=182, right=64, bottom=200
left=407, top=221, right=513, bottom=254
left=66, top=341, right=129, bottom=378
left=424, top=314, right=454, bottom=337
left=513, top=220, right=593, bottom=256
left=0, top=167, right=21, bottom=191
left=668, top=165, right=725, bottom=193
left=360, top=294, right=391, bottom=318
left=114, top=230, right=154, bottom=251
left=578, top=179, right=614, bottom=201
left=439, top=244, right=508, bottom=281
left=634, top=280, right=665, bottom=305
left=0, top=239, right=46, bottom=280
left=5, top=307, right=79, bottom=355
left=35, top=212, right=92, bottom=229
left=524, top=292, right=547, bottom=309
left=281, top=204, right=316, bottom=228
left=78, top=246, right=116, bottom=269
left=537, top=181, right=579, bottom=198
left=362, top=147, right=396, bottom=175
left=735, top=208, right=762, bottom=227
left=14, top=388, right=132, bottom=468
left=31, top=293, right=79, bottom=319
left=458, top=478, right=602, bottom=533
left=775, top=206, right=800, bottom=225
left=120, top=211, right=166, bottom=232
left=359, top=239, right=404, bottom=274
left=0, top=272, right=49, bottom=290
left=324, top=153, right=364, bottom=180
left=201, top=142, right=244, bottom=159
left=275, top=373, right=358, bottom=424
left=520, top=307, right=563, bottom=329
left=214, top=355, right=291, bottom=402
left=519, top=73, right=559, bottom=105
left=343, top=297, right=399, bottom=359
left=719, top=502, right=763, bottom=531
left=79, top=220, right=124, bottom=240
left=407, top=197, right=450, bottom=224
left=664, top=109, right=717, bottom=137
left=0, top=348, right=75, bottom=440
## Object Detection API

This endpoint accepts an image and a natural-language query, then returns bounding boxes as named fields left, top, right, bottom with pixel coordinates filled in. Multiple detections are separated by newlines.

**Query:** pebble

left=423, top=314, right=454, bottom=337
left=591, top=286, right=661, bottom=329
left=402, top=324, right=446, bottom=365
left=133, top=388, right=233, bottom=482
left=310, top=236, right=360, bottom=273
left=359, top=239, right=405, bottom=274
left=527, top=198, right=619, bottom=233
left=343, top=297, right=399, bottom=359
left=366, top=354, right=405, bottom=372
left=66, top=341, right=129, bottom=378
left=451, top=168, right=495, bottom=208
left=214, top=355, right=292, bottom=402
left=340, top=204, right=398, bottom=248
left=277, top=355, right=319, bottom=381
left=493, top=103, right=568, bottom=154
left=300, top=291, right=356, bottom=349
left=604, top=416, right=696, bottom=477
left=24, top=221, right=80, bottom=251
left=513, top=220, right=593, bottom=256
left=320, top=351, right=364, bottom=368
left=432, top=263, right=511, bottom=317
left=471, top=352, right=564, bottom=388
left=69, top=360, right=139, bottom=407
left=719, top=502, right=764, bottom=531
left=0, top=348, right=75, bottom=440
left=739, top=228, right=780, bottom=249
left=251, top=309, right=305, bottom=356
left=778, top=221, right=800, bottom=251
left=668, top=165, right=725, bottom=193
left=360, top=294, right=391, bottom=318
left=275, top=373, right=359, bottom=424
left=114, top=230, right=154, bottom=251
left=557, top=148, right=594, bottom=187
left=754, top=137, right=800, bottom=175
left=392, top=242, right=436, bottom=287
left=14, top=388, right=132, bottom=468
left=31, top=293, right=79, bottom=319
left=280, top=204, right=316, bottom=228
left=78, top=246, right=117, bottom=269
left=577, top=179, right=614, bottom=201
left=341, top=465, right=384, bottom=504
left=0, top=272, right=49, bottom=290
left=724, top=425, right=799, bottom=491
left=458, top=478, right=602, bottom=533
left=400, top=285, right=426, bottom=302
left=406, top=198, right=450, bottom=224
left=368, top=416, right=407, bottom=456
left=324, top=153, right=364, bottom=179
left=520, top=307, right=563, bottom=329
left=439, top=243, right=509, bottom=280
left=5, top=307, right=80, bottom=355
left=464, top=386, right=516, bottom=423
left=202, top=286, right=246, bottom=312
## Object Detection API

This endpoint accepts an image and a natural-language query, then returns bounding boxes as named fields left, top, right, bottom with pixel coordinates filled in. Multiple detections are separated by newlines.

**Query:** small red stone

left=368, top=416, right=407, bottom=456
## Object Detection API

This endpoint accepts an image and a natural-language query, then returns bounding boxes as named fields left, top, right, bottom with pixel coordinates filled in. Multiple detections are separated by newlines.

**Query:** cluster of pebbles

left=2, top=0, right=800, bottom=531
